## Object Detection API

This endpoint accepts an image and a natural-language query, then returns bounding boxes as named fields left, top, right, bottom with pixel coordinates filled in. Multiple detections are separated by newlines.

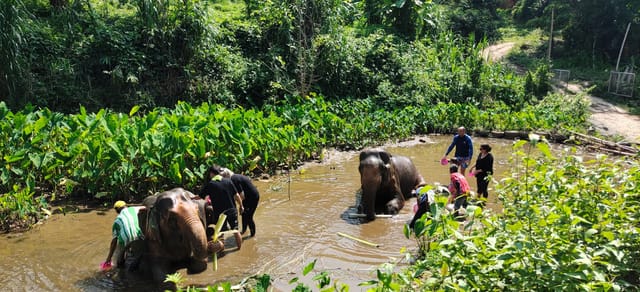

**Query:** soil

left=483, top=42, right=640, bottom=144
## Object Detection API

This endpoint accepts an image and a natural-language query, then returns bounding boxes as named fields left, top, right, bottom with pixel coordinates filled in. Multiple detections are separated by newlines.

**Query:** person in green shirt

left=103, top=201, right=145, bottom=269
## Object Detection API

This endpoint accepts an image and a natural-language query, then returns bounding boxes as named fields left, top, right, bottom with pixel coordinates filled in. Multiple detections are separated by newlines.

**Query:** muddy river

left=0, top=136, right=574, bottom=291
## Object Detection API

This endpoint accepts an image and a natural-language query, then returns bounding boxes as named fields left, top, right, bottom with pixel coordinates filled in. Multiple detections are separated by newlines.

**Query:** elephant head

left=140, top=188, right=209, bottom=284
left=358, top=149, right=426, bottom=222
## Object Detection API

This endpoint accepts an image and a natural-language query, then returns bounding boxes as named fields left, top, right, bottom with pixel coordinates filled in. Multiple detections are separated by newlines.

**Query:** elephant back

left=391, top=155, right=424, bottom=198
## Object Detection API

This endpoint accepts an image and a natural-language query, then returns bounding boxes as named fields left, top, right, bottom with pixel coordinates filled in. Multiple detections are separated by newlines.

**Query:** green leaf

left=601, top=231, right=615, bottom=241
left=440, top=239, right=455, bottom=245
left=303, top=260, right=316, bottom=276
left=170, top=162, right=182, bottom=183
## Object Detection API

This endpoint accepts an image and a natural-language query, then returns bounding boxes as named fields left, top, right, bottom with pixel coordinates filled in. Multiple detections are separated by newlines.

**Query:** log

left=568, top=130, right=638, bottom=156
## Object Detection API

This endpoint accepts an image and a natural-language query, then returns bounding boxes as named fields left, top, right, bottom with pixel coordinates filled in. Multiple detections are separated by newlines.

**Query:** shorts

left=221, top=208, right=239, bottom=231
left=455, top=156, right=471, bottom=168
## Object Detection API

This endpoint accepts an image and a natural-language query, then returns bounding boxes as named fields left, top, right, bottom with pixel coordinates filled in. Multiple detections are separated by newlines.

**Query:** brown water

left=0, top=136, right=572, bottom=291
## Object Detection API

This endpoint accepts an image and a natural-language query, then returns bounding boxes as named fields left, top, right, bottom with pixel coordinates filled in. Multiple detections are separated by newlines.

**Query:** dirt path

left=483, top=42, right=640, bottom=144
left=566, top=83, right=640, bottom=143
left=482, top=42, right=515, bottom=62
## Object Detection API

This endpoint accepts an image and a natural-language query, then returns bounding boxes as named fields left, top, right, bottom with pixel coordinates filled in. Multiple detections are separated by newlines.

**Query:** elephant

left=358, top=149, right=426, bottom=221
left=135, top=188, right=223, bottom=289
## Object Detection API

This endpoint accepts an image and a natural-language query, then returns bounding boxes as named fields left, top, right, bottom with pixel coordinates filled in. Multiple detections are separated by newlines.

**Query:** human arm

left=486, top=154, right=494, bottom=175
left=235, top=192, right=244, bottom=214
left=105, top=237, right=117, bottom=263
left=443, top=136, right=457, bottom=158
left=467, top=135, right=473, bottom=159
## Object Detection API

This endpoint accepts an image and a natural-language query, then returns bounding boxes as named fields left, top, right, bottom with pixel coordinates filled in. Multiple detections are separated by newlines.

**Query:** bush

left=403, top=137, right=640, bottom=290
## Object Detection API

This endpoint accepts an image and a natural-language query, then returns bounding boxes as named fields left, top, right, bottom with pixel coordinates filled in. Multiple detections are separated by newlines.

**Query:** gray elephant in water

left=135, top=188, right=223, bottom=290
left=358, top=149, right=427, bottom=221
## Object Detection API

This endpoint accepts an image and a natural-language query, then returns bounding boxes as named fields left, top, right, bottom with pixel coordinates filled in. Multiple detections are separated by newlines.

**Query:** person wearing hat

left=469, top=144, right=494, bottom=207
left=103, top=200, right=145, bottom=269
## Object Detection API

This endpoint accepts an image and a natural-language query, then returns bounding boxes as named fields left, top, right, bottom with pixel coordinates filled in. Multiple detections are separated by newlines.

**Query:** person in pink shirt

left=447, top=165, right=471, bottom=221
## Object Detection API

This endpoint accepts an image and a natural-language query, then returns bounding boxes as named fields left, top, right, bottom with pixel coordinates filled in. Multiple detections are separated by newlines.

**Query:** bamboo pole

left=337, top=232, right=380, bottom=248
left=212, top=213, right=227, bottom=271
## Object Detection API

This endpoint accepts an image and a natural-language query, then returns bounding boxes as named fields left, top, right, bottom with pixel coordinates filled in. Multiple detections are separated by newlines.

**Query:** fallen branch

left=337, top=232, right=380, bottom=248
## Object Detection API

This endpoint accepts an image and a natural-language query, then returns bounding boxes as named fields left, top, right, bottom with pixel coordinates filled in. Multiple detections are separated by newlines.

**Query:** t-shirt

left=475, top=153, right=494, bottom=178
left=230, top=174, right=260, bottom=202
left=449, top=172, right=471, bottom=196
left=445, top=134, right=473, bottom=158
left=201, top=177, right=238, bottom=215
left=112, top=207, right=144, bottom=247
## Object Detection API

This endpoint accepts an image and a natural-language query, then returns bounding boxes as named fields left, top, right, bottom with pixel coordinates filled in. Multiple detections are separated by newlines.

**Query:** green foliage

left=511, top=0, right=640, bottom=64
left=0, top=0, right=27, bottom=105
left=524, top=62, right=550, bottom=98
left=5, top=0, right=529, bottom=112
left=288, top=260, right=349, bottom=291
left=0, top=91, right=590, bottom=231
left=395, top=136, right=640, bottom=290
left=0, top=185, right=47, bottom=231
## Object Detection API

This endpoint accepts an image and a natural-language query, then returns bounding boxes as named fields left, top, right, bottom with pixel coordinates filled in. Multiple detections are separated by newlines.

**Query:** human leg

left=453, top=193, right=467, bottom=221
left=478, top=177, right=489, bottom=198
left=224, top=208, right=242, bottom=249
left=242, top=200, right=258, bottom=236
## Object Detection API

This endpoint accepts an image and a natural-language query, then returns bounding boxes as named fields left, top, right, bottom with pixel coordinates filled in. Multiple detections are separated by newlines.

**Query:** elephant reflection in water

left=118, top=188, right=224, bottom=290
left=358, top=149, right=427, bottom=221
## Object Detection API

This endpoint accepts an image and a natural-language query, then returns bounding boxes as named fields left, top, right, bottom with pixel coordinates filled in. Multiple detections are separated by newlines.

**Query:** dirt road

left=483, top=42, right=640, bottom=144
left=482, top=42, right=515, bottom=62
left=567, top=84, right=640, bottom=143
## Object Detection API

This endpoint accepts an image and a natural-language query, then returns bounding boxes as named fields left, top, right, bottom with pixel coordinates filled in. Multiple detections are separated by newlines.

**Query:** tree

left=0, top=0, right=26, bottom=106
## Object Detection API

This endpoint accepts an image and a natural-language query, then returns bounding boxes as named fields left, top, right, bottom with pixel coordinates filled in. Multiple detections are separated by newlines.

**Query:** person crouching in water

left=409, top=186, right=435, bottom=229
left=447, top=165, right=471, bottom=221
left=104, top=201, right=145, bottom=269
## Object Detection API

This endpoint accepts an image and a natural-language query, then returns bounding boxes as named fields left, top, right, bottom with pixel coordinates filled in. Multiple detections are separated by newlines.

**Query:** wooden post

left=616, top=22, right=631, bottom=71
left=547, top=8, right=554, bottom=61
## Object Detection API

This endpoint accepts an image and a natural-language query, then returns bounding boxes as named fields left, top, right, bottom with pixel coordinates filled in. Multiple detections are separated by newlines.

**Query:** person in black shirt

left=221, top=168, right=260, bottom=237
left=201, top=165, right=243, bottom=248
left=469, top=144, right=494, bottom=207
left=409, top=187, right=434, bottom=230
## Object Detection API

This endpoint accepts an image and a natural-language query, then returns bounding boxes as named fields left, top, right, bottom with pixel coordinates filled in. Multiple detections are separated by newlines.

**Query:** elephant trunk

left=175, top=203, right=208, bottom=261
left=360, top=164, right=381, bottom=221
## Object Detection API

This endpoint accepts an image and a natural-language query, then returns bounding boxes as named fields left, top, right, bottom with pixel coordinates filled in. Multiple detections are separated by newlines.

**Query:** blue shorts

left=455, top=156, right=471, bottom=169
